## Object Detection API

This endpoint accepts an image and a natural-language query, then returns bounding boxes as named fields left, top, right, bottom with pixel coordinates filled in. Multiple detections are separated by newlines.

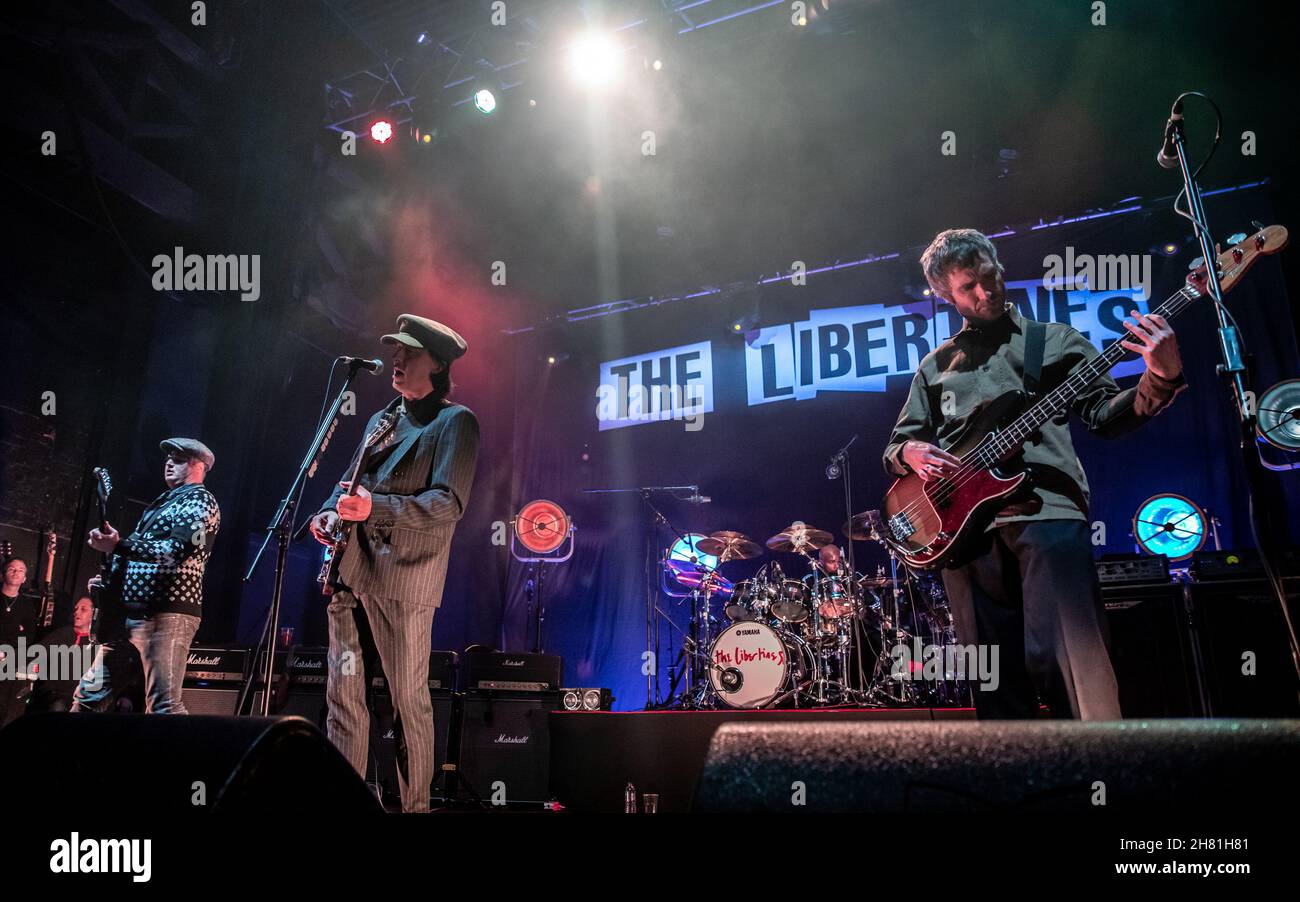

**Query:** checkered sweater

left=113, top=483, right=221, bottom=617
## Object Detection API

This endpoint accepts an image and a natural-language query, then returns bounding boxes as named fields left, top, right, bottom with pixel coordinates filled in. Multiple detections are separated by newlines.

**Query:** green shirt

left=882, top=304, right=1186, bottom=527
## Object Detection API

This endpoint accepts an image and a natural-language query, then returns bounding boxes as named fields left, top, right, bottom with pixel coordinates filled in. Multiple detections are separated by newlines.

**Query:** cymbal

left=765, top=523, right=834, bottom=553
left=697, top=531, right=763, bottom=561
left=843, top=510, right=884, bottom=542
left=664, top=559, right=734, bottom=596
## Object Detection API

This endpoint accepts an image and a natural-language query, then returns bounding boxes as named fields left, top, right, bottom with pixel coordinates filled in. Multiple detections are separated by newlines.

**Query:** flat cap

left=380, top=314, right=467, bottom=363
left=160, top=437, right=215, bottom=471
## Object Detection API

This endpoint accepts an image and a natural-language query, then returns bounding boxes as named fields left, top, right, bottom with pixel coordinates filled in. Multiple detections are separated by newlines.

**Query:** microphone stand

left=237, top=358, right=371, bottom=716
left=1167, top=101, right=1300, bottom=695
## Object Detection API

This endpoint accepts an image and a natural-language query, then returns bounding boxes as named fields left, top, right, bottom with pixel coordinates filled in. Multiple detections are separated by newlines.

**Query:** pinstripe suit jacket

left=322, top=396, right=479, bottom=607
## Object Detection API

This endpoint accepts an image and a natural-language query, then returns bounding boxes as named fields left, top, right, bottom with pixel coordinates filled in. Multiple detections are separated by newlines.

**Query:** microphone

left=1156, top=98, right=1185, bottom=170
left=339, top=356, right=384, bottom=374
left=686, top=492, right=712, bottom=504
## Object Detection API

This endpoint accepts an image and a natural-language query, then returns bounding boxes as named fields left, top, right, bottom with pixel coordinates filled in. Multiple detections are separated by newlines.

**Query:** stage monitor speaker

left=0, top=714, right=381, bottom=814
left=693, top=721, right=1300, bottom=813
left=455, top=691, right=558, bottom=804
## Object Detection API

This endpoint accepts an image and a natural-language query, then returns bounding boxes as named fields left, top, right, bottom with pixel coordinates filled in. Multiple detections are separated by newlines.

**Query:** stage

left=549, top=706, right=975, bottom=812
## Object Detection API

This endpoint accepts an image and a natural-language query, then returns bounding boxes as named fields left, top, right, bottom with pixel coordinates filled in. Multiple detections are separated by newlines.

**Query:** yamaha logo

left=736, top=629, right=760, bottom=636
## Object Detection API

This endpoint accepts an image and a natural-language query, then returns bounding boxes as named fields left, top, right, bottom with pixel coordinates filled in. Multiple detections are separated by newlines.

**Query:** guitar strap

left=1023, top=318, right=1046, bottom=399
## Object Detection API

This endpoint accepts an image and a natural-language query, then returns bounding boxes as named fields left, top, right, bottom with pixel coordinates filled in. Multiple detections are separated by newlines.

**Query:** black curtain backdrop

left=504, top=185, right=1300, bottom=710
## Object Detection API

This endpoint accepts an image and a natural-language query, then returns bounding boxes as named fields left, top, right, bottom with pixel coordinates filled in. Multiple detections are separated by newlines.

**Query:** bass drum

left=709, top=621, right=809, bottom=709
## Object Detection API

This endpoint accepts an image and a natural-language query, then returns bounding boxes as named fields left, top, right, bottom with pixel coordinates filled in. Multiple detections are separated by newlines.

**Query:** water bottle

left=624, top=782, right=637, bottom=814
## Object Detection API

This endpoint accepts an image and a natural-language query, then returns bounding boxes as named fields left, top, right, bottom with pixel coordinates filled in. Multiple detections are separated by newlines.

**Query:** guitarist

left=882, top=229, right=1186, bottom=720
left=72, top=439, right=220, bottom=714
left=308, top=314, right=479, bottom=813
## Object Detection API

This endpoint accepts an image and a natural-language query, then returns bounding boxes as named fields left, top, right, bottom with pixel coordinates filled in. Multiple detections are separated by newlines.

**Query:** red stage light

left=369, top=120, right=393, bottom=144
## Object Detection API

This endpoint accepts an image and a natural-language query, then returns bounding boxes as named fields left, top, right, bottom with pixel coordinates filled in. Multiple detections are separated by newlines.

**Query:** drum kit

left=660, top=511, right=972, bottom=710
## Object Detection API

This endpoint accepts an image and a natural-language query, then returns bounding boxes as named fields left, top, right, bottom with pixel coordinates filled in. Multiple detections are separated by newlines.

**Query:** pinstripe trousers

left=326, top=589, right=437, bottom=813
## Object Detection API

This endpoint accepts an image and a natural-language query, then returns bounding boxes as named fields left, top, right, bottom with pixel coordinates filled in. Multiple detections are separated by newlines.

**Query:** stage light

left=416, top=31, right=429, bottom=45
left=652, top=59, right=663, bottom=71
left=566, top=32, right=623, bottom=90
left=473, top=88, right=497, bottom=114
left=369, top=119, right=393, bottom=144
left=1162, top=242, right=1178, bottom=256
left=1133, top=493, right=1208, bottom=561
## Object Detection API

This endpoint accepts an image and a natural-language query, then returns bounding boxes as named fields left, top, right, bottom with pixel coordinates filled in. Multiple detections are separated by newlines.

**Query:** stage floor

left=548, top=706, right=976, bottom=813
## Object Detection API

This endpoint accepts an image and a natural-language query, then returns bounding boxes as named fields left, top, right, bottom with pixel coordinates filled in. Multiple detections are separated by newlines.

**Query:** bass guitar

left=881, top=224, right=1288, bottom=569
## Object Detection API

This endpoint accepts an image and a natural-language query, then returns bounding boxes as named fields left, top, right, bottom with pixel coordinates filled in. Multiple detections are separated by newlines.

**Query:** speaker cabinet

left=454, top=691, right=558, bottom=804
left=0, top=714, right=381, bottom=813
left=1193, top=578, right=1300, bottom=717
left=1103, top=584, right=1203, bottom=717
left=694, top=720, right=1300, bottom=813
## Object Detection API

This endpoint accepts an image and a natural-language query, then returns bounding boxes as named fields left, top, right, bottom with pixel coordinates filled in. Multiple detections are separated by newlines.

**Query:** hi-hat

left=766, top=523, right=833, bottom=553
left=696, top=531, right=763, bottom=562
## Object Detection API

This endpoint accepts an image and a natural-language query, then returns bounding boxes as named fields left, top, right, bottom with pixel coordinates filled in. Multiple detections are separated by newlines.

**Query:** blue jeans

left=73, top=613, right=200, bottom=714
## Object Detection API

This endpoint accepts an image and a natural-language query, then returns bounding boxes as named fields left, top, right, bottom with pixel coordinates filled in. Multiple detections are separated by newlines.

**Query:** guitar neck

left=980, top=283, right=1200, bottom=464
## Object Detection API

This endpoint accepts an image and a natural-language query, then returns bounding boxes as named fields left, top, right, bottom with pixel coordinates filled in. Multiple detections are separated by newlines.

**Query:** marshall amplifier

left=460, top=650, right=562, bottom=692
left=454, top=690, right=560, bottom=805
left=182, top=646, right=250, bottom=716
left=1095, top=553, right=1171, bottom=585
left=370, top=650, right=457, bottom=692
left=248, top=648, right=328, bottom=726
left=368, top=652, right=458, bottom=808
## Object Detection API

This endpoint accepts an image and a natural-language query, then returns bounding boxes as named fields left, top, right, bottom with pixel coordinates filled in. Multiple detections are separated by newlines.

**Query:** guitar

left=38, top=527, right=56, bottom=628
left=89, top=467, right=116, bottom=643
left=881, top=224, right=1288, bottom=569
left=318, top=410, right=400, bottom=595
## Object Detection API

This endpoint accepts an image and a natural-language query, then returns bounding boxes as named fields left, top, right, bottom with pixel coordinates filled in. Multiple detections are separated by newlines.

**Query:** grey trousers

left=326, top=589, right=436, bottom=813
left=72, top=613, right=200, bottom=714
left=941, top=519, right=1121, bottom=721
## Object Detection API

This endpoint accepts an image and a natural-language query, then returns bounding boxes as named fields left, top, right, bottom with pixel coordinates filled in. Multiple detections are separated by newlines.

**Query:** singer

left=308, top=314, right=480, bottom=812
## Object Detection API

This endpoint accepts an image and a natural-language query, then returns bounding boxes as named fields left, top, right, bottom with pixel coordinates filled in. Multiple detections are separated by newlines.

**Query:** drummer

left=815, top=543, right=853, bottom=578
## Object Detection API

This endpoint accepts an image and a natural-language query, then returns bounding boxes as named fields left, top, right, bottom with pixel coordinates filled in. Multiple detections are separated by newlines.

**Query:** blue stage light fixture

left=669, top=534, right=719, bottom=571
left=1132, top=493, right=1207, bottom=561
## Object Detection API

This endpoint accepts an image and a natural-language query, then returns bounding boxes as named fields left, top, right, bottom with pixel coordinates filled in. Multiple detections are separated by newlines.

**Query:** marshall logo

left=502, top=659, right=526, bottom=667
left=495, top=734, right=530, bottom=744
left=291, top=657, right=324, bottom=670
left=187, top=654, right=222, bottom=667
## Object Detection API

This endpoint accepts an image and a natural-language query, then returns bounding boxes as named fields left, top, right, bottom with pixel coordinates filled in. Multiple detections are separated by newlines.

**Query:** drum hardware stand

left=585, top=486, right=711, bottom=709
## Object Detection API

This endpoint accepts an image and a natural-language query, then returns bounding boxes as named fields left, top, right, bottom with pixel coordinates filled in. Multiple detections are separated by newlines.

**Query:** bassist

left=882, top=229, right=1185, bottom=720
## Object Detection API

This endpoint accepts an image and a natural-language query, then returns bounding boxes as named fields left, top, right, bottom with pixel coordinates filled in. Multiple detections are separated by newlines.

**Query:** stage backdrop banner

left=508, top=186, right=1299, bottom=710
